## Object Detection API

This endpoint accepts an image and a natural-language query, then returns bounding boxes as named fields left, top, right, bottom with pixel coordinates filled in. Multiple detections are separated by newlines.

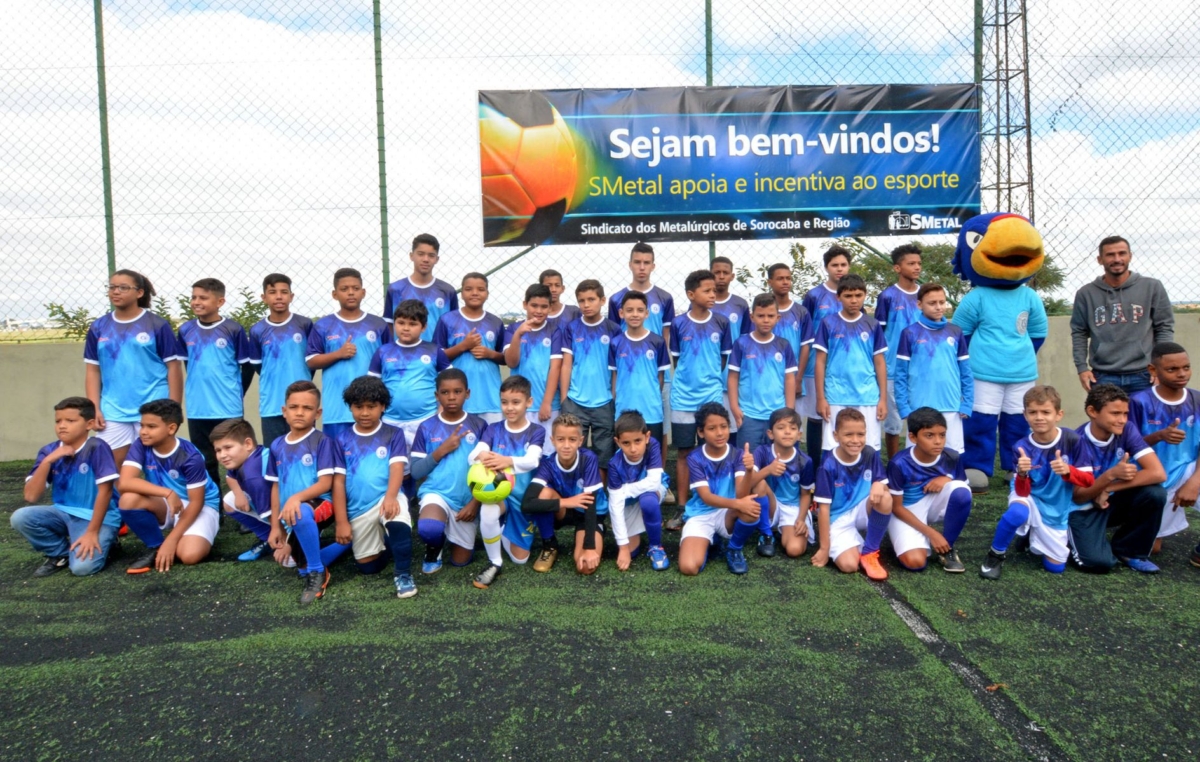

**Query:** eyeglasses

left=107, top=284, right=137, bottom=293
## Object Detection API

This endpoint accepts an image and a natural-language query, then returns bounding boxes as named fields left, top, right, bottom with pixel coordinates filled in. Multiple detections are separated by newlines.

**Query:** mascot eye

left=965, top=231, right=983, bottom=250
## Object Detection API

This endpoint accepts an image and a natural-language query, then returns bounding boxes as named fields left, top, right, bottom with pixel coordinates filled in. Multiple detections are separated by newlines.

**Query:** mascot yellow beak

left=969, top=215, right=1045, bottom=283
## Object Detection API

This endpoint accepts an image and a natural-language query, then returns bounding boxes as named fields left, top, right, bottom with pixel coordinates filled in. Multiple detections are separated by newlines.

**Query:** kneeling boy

left=607, top=410, right=671, bottom=571
left=746, top=407, right=815, bottom=559
left=210, top=418, right=275, bottom=562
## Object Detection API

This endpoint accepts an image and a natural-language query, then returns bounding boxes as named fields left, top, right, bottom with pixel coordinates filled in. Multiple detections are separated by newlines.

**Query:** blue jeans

left=10, top=505, right=118, bottom=576
left=1095, top=370, right=1151, bottom=395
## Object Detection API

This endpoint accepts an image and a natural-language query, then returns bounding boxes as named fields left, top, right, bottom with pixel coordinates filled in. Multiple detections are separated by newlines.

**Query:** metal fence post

left=373, top=0, right=391, bottom=296
left=93, top=0, right=116, bottom=277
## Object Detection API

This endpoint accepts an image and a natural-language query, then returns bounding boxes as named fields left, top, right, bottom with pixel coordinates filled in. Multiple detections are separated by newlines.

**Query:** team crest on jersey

left=774, top=351, right=783, bottom=362
left=1189, top=415, right=1196, bottom=428
left=293, top=333, right=304, bottom=343
left=1113, top=447, right=1124, bottom=463
left=946, top=336, right=956, bottom=345
left=136, top=332, right=151, bottom=345
left=645, top=349, right=656, bottom=360
left=216, top=337, right=228, bottom=349
left=730, top=313, right=739, bottom=323
left=600, top=335, right=610, bottom=345
left=78, top=463, right=89, bottom=474
left=486, top=331, right=495, bottom=342
left=301, top=453, right=314, bottom=466
left=420, top=355, right=431, bottom=364
left=541, top=337, right=552, bottom=347
left=575, top=478, right=584, bottom=491
left=435, top=297, right=445, bottom=308
left=710, top=332, right=720, bottom=343
left=650, top=304, right=661, bottom=314
left=375, top=446, right=388, bottom=459
left=465, top=432, right=477, bottom=443
left=789, top=473, right=799, bottom=482
left=168, top=469, right=180, bottom=480
left=860, top=331, right=870, bottom=342
left=864, top=469, right=872, bottom=481
left=366, top=331, right=378, bottom=342
left=1016, top=311, right=1029, bottom=335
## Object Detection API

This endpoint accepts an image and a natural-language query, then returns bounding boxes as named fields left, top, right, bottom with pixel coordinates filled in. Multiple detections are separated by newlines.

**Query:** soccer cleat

left=421, top=557, right=443, bottom=575
left=33, top=556, right=68, bottom=578
left=237, top=541, right=271, bottom=562
left=300, top=569, right=330, bottom=604
left=1011, top=533, right=1030, bottom=554
left=938, top=547, right=966, bottom=573
left=281, top=554, right=297, bottom=569
left=1190, top=548, right=1200, bottom=568
left=859, top=551, right=888, bottom=581
left=665, top=509, right=685, bottom=531
left=979, top=549, right=1006, bottom=580
left=663, top=488, right=677, bottom=505
left=756, top=532, right=777, bottom=558
left=118, top=523, right=129, bottom=537
left=473, top=564, right=502, bottom=589
left=394, top=572, right=418, bottom=599
left=1122, top=557, right=1160, bottom=574
left=127, top=547, right=159, bottom=575
left=533, top=546, right=558, bottom=573
left=648, top=545, right=670, bottom=571
left=725, top=547, right=749, bottom=575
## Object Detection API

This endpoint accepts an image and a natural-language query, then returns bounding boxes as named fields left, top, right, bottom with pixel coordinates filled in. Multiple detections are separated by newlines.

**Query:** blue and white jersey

left=383, top=276, right=458, bottom=342
left=875, top=284, right=920, bottom=377
left=712, top=294, right=751, bottom=338
left=226, top=445, right=273, bottom=518
left=248, top=315, right=314, bottom=419
left=773, top=300, right=814, bottom=381
left=412, top=413, right=488, bottom=507
left=608, top=436, right=665, bottom=491
left=752, top=443, right=814, bottom=507
left=84, top=310, right=185, bottom=423
left=433, top=310, right=506, bottom=415
left=335, top=423, right=408, bottom=520
left=728, top=334, right=798, bottom=421
left=813, top=312, right=888, bottom=406
left=126, top=436, right=220, bottom=511
left=307, top=313, right=390, bottom=425
left=504, top=321, right=564, bottom=412
left=28, top=438, right=120, bottom=527
left=814, top=446, right=886, bottom=521
left=609, top=331, right=671, bottom=424
left=1130, top=387, right=1200, bottom=491
left=1074, top=421, right=1155, bottom=507
left=894, top=318, right=972, bottom=417
left=368, top=340, right=451, bottom=424
left=886, top=447, right=966, bottom=507
left=684, top=443, right=745, bottom=519
left=532, top=449, right=608, bottom=516
left=545, top=303, right=581, bottom=335
left=952, top=285, right=1047, bottom=384
left=801, top=285, right=841, bottom=378
left=607, top=285, right=676, bottom=337
left=481, top=420, right=546, bottom=512
left=669, top=312, right=732, bottom=412
left=1011, top=428, right=1082, bottom=529
left=266, top=428, right=338, bottom=506
left=178, top=317, right=252, bottom=420
left=562, top=316, right=620, bottom=408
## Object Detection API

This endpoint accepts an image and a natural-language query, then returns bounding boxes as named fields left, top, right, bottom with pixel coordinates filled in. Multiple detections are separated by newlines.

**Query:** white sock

left=481, top=504, right=504, bottom=567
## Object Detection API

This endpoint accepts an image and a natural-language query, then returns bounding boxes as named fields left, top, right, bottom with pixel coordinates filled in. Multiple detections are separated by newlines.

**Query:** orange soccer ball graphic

left=480, top=92, right=578, bottom=245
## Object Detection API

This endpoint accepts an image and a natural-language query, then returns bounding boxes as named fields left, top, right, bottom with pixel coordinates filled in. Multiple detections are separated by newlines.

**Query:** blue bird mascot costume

left=950, top=212, right=1048, bottom=492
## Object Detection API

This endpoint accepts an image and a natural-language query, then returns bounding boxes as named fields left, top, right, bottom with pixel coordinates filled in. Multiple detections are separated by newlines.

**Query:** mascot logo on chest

left=952, top=212, right=1045, bottom=288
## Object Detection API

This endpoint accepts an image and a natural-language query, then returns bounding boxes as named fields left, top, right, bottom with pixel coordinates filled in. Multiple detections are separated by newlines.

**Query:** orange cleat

left=859, top=551, right=888, bottom=581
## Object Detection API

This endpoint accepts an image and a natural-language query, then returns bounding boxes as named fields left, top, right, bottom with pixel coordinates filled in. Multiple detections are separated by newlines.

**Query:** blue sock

left=228, top=511, right=271, bottom=543
left=638, top=493, right=663, bottom=546
left=727, top=517, right=758, bottom=551
left=119, top=508, right=164, bottom=549
left=861, top=508, right=891, bottom=555
left=356, top=556, right=388, bottom=575
left=291, top=504, right=325, bottom=575
left=533, top=513, right=557, bottom=547
left=755, top=496, right=772, bottom=536
left=991, top=502, right=1029, bottom=554
left=385, top=521, right=413, bottom=575
left=942, top=487, right=972, bottom=546
left=417, top=517, right=446, bottom=546
left=320, top=542, right=351, bottom=568
left=1042, top=558, right=1066, bottom=574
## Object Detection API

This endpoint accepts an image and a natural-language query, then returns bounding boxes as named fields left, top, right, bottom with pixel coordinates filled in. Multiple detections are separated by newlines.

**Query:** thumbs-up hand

left=1163, top=418, right=1186, bottom=445
left=741, top=442, right=755, bottom=470
left=1016, top=447, right=1032, bottom=475
left=1049, top=449, right=1070, bottom=476
left=1109, top=452, right=1138, bottom=481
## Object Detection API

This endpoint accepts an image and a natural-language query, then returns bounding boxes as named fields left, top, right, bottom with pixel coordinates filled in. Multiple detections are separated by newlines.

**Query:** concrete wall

left=3, top=314, right=1198, bottom=460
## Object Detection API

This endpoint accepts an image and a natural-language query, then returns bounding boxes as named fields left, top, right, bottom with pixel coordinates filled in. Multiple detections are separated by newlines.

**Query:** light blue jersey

left=504, top=321, right=563, bottom=412
left=609, top=331, right=671, bottom=424
left=1130, top=387, right=1200, bottom=491
left=125, top=437, right=220, bottom=511
left=248, top=315, right=314, bottom=419
left=773, top=300, right=814, bottom=382
left=368, top=340, right=451, bottom=424
left=266, top=428, right=338, bottom=507
left=382, top=276, right=458, bottom=342
left=178, top=317, right=251, bottom=420
left=335, top=423, right=408, bottom=520
left=481, top=421, right=547, bottom=547
left=684, top=443, right=745, bottom=519
left=669, top=311, right=732, bottom=412
left=608, top=285, right=676, bottom=336
left=894, top=317, right=973, bottom=417
left=712, top=294, right=751, bottom=338
left=813, top=312, right=887, bottom=406
left=874, top=284, right=920, bottom=377
left=1011, top=429, right=1082, bottom=528
left=545, top=304, right=580, bottom=336
left=84, top=310, right=184, bottom=423
left=951, top=285, right=1047, bottom=383
left=563, top=316, right=620, bottom=408
left=801, top=285, right=841, bottom=378
left=434, top=310, right=506, bottom=415
left=728, top=334, right=798, bottom=421
left=29, top=438, right=120, bottom=528
left=412, top=413, right=488, bottom=508
left=752, top=443, right=814, bottom=507
left=307, top=313, right=390, bottom=425
left=814, top=446, right=886, bottom=521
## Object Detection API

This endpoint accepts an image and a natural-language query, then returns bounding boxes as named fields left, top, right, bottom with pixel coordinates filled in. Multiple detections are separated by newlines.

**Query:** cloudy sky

left=3, top=0, right=1198, bottom=323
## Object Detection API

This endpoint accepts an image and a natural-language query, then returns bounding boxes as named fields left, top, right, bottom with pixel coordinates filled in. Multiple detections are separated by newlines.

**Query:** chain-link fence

left=3, top=0, right=1197, bottom=339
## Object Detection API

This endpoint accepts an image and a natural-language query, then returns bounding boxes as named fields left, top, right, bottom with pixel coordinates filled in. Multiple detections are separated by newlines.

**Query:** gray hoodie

left=1070, top=271, right=1174, bottom=374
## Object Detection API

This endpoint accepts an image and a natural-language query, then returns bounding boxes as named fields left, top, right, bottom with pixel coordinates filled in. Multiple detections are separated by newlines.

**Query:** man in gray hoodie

left=1071, top=236, right=1174, bottom=394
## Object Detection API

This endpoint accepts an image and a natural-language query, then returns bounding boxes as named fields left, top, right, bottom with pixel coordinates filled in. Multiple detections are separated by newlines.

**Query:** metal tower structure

left=976, top=0, right=1034, bottom=222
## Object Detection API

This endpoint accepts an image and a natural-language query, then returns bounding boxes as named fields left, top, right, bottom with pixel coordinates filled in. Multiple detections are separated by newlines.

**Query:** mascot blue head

left=952, top=212, right=1045, bottom=289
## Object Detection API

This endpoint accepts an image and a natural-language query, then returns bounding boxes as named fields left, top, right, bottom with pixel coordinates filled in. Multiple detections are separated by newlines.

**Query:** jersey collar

left=284, top=428, right=317, bottom=445
left=353, top=422, right=384, bottom=437
left=111, top=308, right=147, bottom=325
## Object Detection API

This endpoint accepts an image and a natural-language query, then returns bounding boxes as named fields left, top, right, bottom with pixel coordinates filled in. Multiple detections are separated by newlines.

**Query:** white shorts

left=161, top=503, right=220, bottom=544
left=797, top=377, right=819, bottom=421
left=384, top=416, right=431, bottom=449
left=96, top=421, right=139, bottom=450
left=973, top=379, right=1035, bottom=416
left=882, top=380, right=904, bottom=436
left=773, top=502, right=814, bottom=539
left=1160, top=463, right=1197, bottom=538
left=942, top=413, right=965, bottom=454
left=349, top=496, right=412, bottom=560
left=421, top=493, right=478, bottom=550
left=887, top=480, right=971, bottom=556
left=222, top=491, right=270, bottom=522
left=721, top=390, right=738, bottom=433
left=1008, top=492, right=1069, bottom=562
left=680, top=509, right=732, bottom=543
left=828, top=500, right=870, bottom=560
left=621, top=499, right=647, bottom=539
left=822, top=405, right=881, bottom=451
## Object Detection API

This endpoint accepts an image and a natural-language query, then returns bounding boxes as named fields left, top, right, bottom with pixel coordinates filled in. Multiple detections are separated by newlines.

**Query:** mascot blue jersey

left=952, top=287, right=1046, bottom=383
